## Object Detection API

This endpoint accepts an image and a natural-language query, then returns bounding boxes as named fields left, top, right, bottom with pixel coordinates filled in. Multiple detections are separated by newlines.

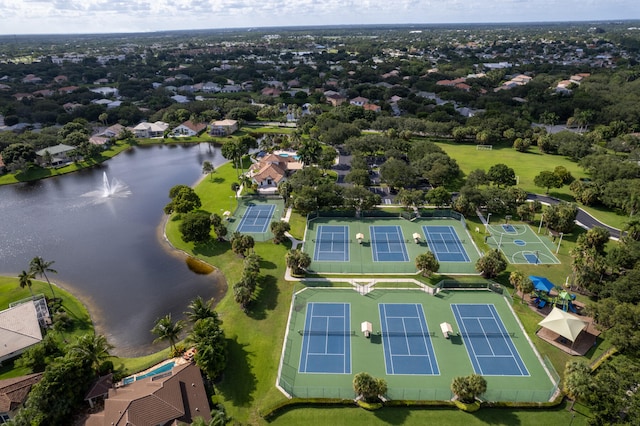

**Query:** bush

left=98, top=360, right=114, bottom=376
left=454, top=400, right=481, bottom=412
left=52, top=311, right=73, bottom=331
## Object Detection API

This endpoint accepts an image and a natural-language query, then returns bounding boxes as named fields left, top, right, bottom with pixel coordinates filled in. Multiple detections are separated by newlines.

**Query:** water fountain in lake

left=82, top=171, right=131, bottom=202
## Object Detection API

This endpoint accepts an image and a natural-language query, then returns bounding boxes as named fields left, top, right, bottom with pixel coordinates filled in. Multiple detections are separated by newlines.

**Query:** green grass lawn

left=432, top=140, right=630, bottom=230
left=269, top=402, right=590, bottom=426
left=0, top=276, right=93, bottom=379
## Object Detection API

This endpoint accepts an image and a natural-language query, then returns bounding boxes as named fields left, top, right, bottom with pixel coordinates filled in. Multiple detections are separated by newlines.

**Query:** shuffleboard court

left=422, top=225, right=470, bottom=262
left=236, top=203, right=276, bottom=233
left=299, top=302, right=352, bottom=374
left=313, top=225, right=350, bottom=261
left=370, top=225, right=409, bottom=262
left=451, top=304, right=529, bottom=376
left=379, top=303, right=439, bottom=375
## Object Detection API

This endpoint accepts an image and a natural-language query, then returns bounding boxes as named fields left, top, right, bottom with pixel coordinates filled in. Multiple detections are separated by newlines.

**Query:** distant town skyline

left=0, top=0, right=639, bottom=35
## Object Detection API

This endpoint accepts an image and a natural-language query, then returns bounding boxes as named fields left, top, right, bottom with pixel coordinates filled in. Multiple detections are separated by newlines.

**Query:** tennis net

left=424, top=237, right=466, bottom=244
left=380, top=331, right=515, bottom=338
left=298, top=330, right=356, bottom=336
left=312, top=239, right=352, bottom=243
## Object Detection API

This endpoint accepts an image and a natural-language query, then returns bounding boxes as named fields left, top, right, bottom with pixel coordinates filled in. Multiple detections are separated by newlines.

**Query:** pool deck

left=116, top=352, right=193, bottom=388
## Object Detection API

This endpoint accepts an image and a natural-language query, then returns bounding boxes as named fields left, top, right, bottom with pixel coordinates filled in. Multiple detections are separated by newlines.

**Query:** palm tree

left=70, top=334, right=114, bottom=373
left=202, top=161, right=215, bottom=181
left=185, top=296, right=217, bottom=323
left=18, top=270, right=36, bottom=298
left=29, top=256, right=58, bottom=299
left=151, top=314, right=186, bottom=353
left=563, top=360, right=592, bottom=410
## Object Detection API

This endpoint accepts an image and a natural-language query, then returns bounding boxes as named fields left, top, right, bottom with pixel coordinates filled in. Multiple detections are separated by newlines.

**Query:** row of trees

left=232, top=252, right=262, bottom=312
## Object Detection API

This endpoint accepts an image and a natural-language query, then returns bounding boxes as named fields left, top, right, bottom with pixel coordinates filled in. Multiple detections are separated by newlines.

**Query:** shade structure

left=529, top=275, right=555, bottom=293
left=361, top=321, right=372, bottom=338
left=356, top=233, right=364, bottom=240
left=538, top=307, right=587, bottom=342
left=440, top=322, right=453, bottom=338
left=412, top=232, right=421, bottom=242
left=223, top=210, right=231, bottom=216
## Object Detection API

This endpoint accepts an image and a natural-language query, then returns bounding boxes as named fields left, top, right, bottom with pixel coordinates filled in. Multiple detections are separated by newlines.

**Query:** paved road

left=527, top=194, right=623, bottom=239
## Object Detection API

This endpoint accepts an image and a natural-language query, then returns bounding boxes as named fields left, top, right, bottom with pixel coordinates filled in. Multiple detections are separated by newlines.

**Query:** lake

left=0, top=143, right=228, bottom=356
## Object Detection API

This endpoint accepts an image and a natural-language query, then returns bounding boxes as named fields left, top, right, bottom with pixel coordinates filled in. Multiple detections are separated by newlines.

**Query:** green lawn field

left=432, top=140, right=630, bottom=230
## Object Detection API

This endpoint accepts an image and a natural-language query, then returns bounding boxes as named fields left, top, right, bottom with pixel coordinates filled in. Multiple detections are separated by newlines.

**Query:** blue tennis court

left=370, top=225, right=409, bottom=262
left=451, top=304, right=529, bottom=376
left=379, top=303, right=439, bottom=375
left=313, top=225, right=350, bottom=261
left=422, top=225, right=470, bottom=262
left=299, top=303, right=352, bottom=374
left=236, top=204, right=276, bottom=233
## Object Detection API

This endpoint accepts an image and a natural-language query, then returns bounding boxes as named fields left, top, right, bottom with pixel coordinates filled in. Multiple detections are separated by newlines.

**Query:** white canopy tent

left=361, top=321, right=372, bottom=338
left=538, top=307, right=587, bottom=342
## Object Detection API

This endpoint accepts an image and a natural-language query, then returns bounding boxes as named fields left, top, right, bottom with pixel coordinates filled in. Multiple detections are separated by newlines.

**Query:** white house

left=132, top=121, right=169, bottom=138
left=171, top=120, right=207, bottom=137
left=0, top=302, right=43, bottom=363
left=210, top=119, right=238, bottom=136
left=35, top=144, right=77, bottom=167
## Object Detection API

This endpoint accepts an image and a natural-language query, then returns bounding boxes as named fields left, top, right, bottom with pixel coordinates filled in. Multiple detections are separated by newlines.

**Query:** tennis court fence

left=419, top=209, right=467, bottom=228
left=279, top=382, right=556, bottom=402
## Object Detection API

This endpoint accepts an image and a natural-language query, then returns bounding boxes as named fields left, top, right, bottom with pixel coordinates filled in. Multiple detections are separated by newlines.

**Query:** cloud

left=0, top=0, right=638, bottom=34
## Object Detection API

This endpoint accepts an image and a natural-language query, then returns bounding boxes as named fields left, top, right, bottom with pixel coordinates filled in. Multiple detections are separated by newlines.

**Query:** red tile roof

left=84, top=363, right=210, bottom=426
left=0, top=373, right=43, bottom=412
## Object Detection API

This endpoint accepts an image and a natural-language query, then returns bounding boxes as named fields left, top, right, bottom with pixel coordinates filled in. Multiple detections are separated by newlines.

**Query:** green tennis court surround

left=304, top=216, right=481, bottom=274
left=278, top=286, right=558, bottom=402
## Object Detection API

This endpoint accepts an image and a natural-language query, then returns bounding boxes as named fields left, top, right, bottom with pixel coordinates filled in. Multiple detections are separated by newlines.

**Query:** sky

left=0, top=0, right=639, bottom=35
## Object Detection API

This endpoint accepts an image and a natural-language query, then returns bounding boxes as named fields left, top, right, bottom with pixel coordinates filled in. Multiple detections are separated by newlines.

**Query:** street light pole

left=556, top=232, right=564, bottom=254
left=485, top=213, right=492, bottom=233
left=538, top=214, right=544, bottom=234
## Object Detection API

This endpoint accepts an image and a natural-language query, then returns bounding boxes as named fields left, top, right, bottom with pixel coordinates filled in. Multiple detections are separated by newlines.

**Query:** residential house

left=32, top=89, right=55, bottom=97
left=35, top=144, right=77, bottom=167
left=326, top=93, right=347, bottom=107
left=363, top=103, right=382, bottom=113
left=100, top=124, right=126, bottom=139
left=350, top=96, right=369, bottom=107
left=0, top=373, right=43, bottom=423
left=171, top=120, right=207, bottom=137
left=0, top=302, right=43, bottom=363
left=21, top=74, right=42, bottom=84
left=210, top=119, right=238, bottom=136
left=261, top=87, right=282, bottom=97
left=132, top=121, right=169, bottom=138
left=90, top=87, right=119, bottom=97
left=58, top=86, right=79, bottom=94
left=248, top=152, right=303, bottom=193
left=84, top=363, right=211, bottom=426
left=171, top=94, right=189, bottom=104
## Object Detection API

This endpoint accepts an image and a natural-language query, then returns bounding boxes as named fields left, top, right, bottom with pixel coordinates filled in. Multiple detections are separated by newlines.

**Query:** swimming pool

left=122, top=361, right=175, bottom=385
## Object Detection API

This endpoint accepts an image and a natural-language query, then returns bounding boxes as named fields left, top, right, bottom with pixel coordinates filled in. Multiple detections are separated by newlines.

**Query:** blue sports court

left=451, top=304, right=529, bottom=376
left=236, top=203, right=276, bottom=233
left=313, top=225, right=350, bottom=261
left=379, top=303, right=439, bottom=375
left=422, top=225, right=470, bottom=262
left=370, top=225, right=410, bottom=262
left=299, top=303, right=352, bottom=374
